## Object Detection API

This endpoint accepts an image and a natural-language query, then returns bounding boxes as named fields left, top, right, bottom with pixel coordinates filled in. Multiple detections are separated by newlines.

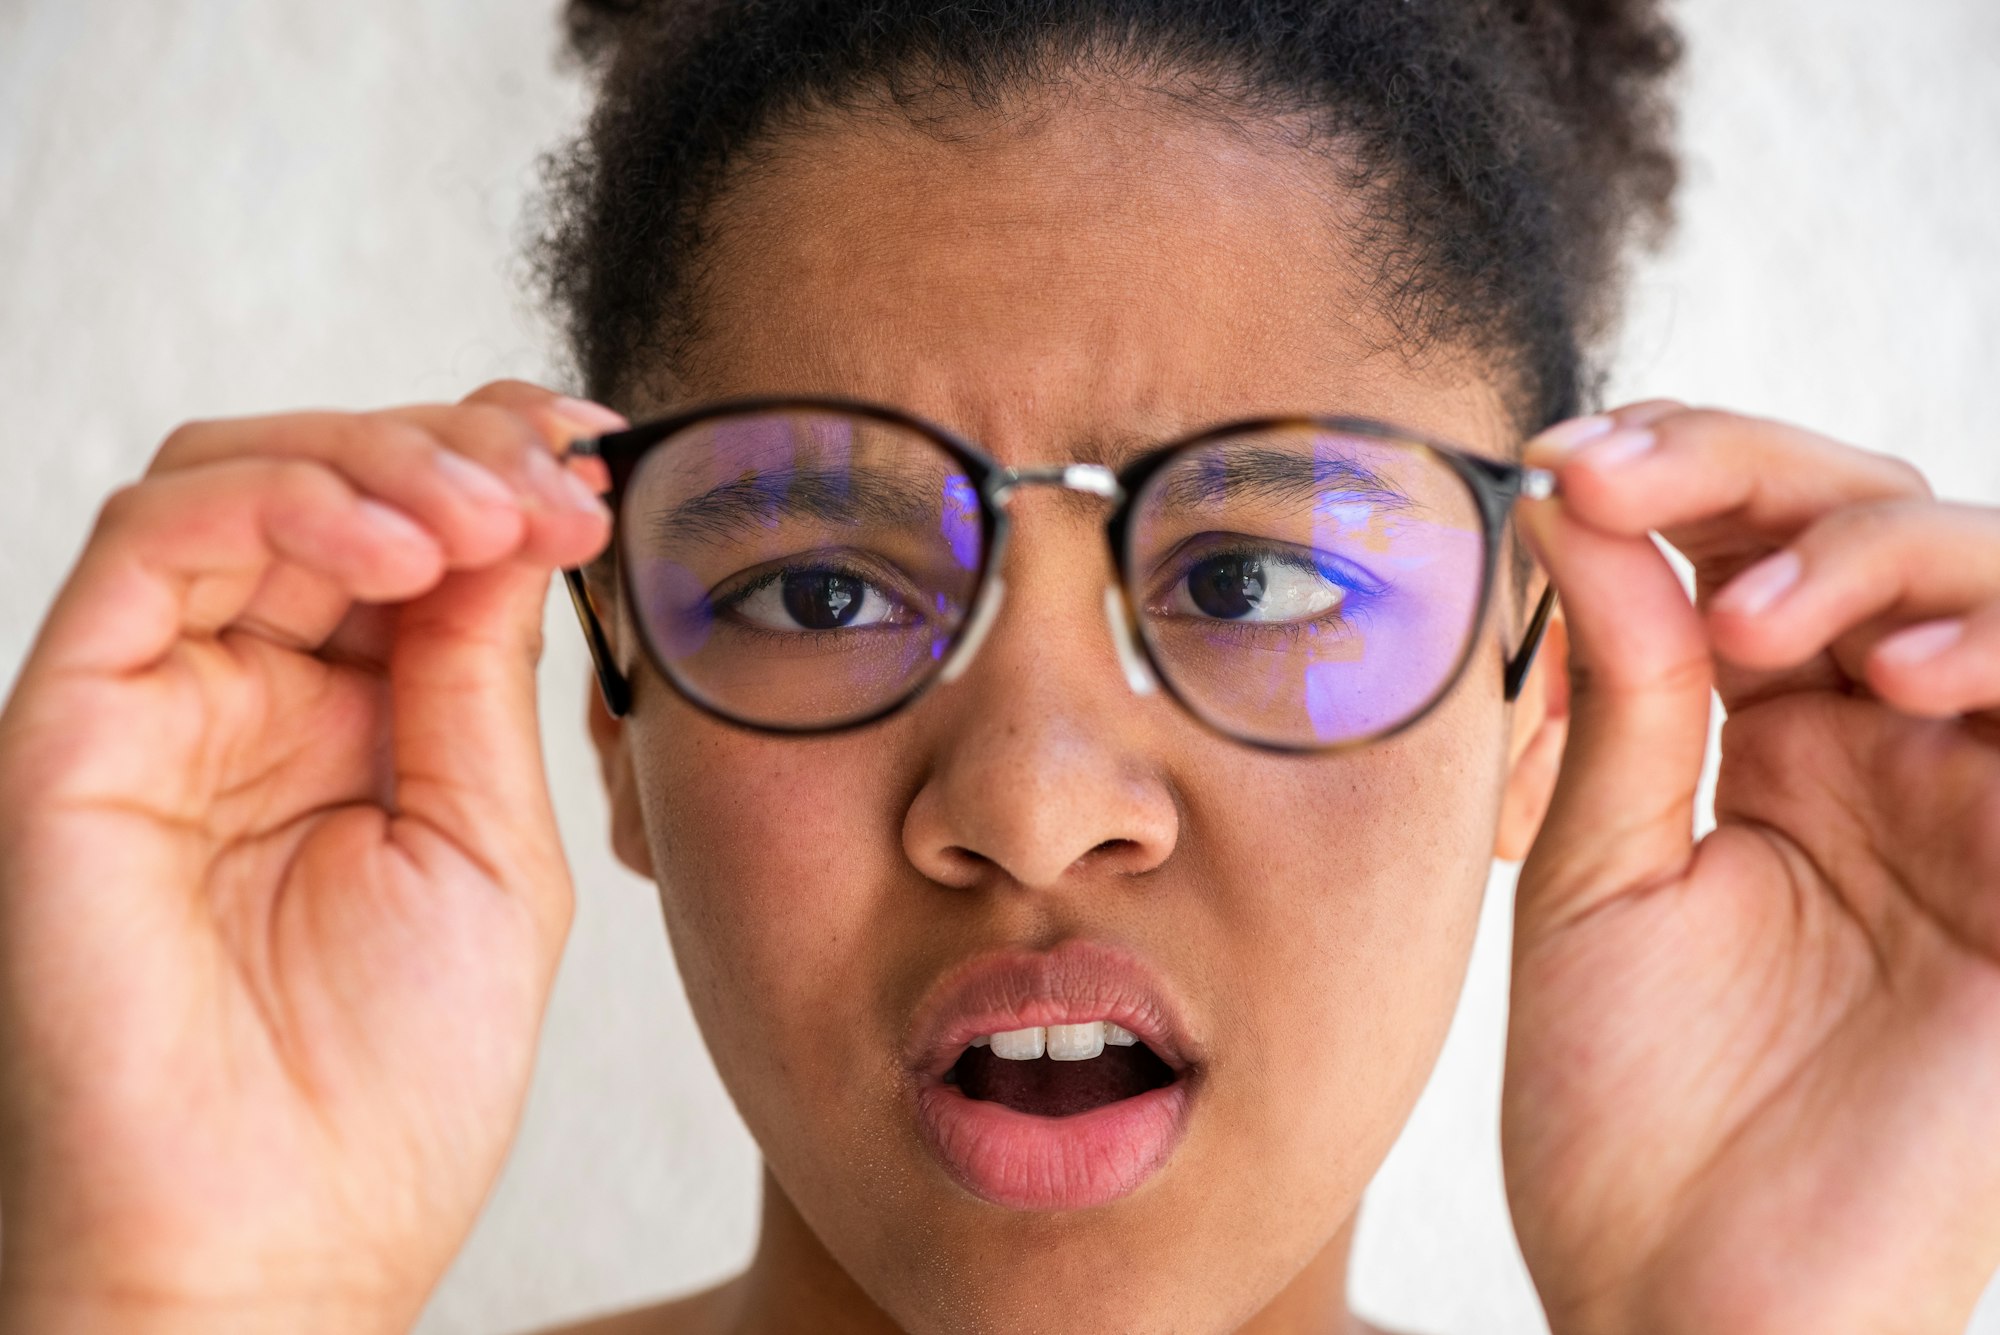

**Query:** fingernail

left=1527, top=415, right=1617, bottom=459
left=356, top=498, right=431, bottom=546
left=1713, top=550, right=1802, bottom=618
left=1877, top=618, right=1964, bottom=667
left=433, top=449, right=517, bottom=509
left=525, top=446, right=605, bottom=515
left=558, top=462, right=607, bottom=514
left=1573, top=428, right=1656, bottom=471
left=524, top=447, right=575, bottom=510
left=552, top=396, right=629, bottom=434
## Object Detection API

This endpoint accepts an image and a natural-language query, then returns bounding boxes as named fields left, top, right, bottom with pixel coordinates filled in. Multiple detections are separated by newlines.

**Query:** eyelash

left=1151, top=539, right=1388, bottom=616
left=697, top=537, right=1386, bottom=644
left=708, top=559, right=916, bottom=635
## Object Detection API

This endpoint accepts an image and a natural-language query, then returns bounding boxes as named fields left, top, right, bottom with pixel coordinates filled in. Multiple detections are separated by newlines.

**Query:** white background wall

left=2, top=3, right=1996, bottom=1331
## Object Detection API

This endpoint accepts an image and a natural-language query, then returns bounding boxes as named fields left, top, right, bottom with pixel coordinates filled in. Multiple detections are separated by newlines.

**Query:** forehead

left=659, top=86, right=1512, bottom=466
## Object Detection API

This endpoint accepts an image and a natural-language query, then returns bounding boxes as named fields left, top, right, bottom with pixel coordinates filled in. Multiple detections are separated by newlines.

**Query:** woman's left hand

left=1501, top=403, right=2000, bottom=1335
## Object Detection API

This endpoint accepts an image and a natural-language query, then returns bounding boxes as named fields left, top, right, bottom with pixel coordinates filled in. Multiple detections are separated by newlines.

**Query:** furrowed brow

left=652, top=467, right=937, bottom=545
left=1150, top=445, right=1416, bottom=513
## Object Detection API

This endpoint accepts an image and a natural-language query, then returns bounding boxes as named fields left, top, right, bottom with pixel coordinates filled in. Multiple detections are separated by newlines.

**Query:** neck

left=720, top=1166, right=1379, bottom=1335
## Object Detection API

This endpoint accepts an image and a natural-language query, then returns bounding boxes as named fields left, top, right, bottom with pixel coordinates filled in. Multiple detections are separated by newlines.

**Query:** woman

left=1, top=2, right=1996, bottom=1333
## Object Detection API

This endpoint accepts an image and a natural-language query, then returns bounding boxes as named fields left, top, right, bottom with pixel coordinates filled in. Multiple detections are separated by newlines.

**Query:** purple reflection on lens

left=1304, top=659, right=1353, bottom=741
left=804, top=413, right=855, bottom=457
left=635, top=556, right=713, bottom=661
left=1317, top=498, right=1377, bottom=530
left=941, top=474, right=979, bottom=570
left=706, top=414, right=863, bottom=530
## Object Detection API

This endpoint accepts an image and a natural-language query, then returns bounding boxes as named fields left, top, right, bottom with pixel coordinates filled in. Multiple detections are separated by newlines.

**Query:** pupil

left=781, top=571, right=863, bottom=629
left=1189, top=555, right=1266, bottom=619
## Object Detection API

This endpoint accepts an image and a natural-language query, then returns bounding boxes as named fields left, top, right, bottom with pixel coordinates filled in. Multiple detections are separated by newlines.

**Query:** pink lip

left=905, top=940, right=1203, bottom=1211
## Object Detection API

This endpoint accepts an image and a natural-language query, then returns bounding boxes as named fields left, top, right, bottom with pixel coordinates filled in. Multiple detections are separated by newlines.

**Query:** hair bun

left=1504, top=0, right=1683, bottom=242
left=563, top=0, right=654, bottom=67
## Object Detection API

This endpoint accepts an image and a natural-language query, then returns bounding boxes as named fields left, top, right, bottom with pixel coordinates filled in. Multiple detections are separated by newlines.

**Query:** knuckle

left=1648, top=647, right=1716, bottom=700
left=366, top=414, right=437, bottom=460
left=462, top=377, right=547, bottom=406
left=1566, top=642, right=1712, bottom=703
left=1871, top=451, right=1933, bottom=500
left=1641, top=408, right=1730, bottom=462
left=263, top=457, right=346, bottom=511
left=93, top=480, right=150, bottom=533
left=337, top=412, right=421, bottom=468
left=1802, top=498, right=1925, bottom=554
left=306, top=411, right=374, bottom=470
left=150, top=419, right=218, bottom=472
left=453, top=402, right=541, bottom=457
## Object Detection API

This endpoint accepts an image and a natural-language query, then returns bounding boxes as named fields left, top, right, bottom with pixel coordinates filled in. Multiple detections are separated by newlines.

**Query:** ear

left=1494, top=609, right=1570, bottom=862
left=587, top=676, right=658, bottom=881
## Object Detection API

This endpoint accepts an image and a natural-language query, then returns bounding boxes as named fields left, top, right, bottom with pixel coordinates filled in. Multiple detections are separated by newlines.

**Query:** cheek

left=625, top=714, right=909, bottom=1117
left=1193, top=686, right=1503, bottom=1190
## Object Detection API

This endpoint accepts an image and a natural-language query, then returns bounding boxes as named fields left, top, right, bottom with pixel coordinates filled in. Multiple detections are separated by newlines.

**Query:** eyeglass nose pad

left=938, top=576, right=1005, bottom=684
left=1103, top=586, right=1159, bottom=696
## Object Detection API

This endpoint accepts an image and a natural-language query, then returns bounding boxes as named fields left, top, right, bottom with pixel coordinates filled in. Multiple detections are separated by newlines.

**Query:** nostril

left=932, top=845, right=995, bottom=886
left=1075, top=838, right=1143, bottom=872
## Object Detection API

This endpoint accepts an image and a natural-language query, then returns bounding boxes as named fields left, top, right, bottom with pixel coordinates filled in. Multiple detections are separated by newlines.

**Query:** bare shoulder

left=526, top=1277, right=746, bottom=1335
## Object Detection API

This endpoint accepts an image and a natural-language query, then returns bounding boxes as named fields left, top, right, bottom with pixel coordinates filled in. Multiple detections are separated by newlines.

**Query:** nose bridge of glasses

left=936, top=463, right=1153, bottom=694
left=984, top=463, right=1125, bottom=508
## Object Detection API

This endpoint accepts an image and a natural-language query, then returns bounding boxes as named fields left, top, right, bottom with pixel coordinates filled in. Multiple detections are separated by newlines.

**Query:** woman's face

left=593, top=88, right=1560, bottom=1332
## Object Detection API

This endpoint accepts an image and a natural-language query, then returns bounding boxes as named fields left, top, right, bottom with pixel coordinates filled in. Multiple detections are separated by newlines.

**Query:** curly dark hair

left=534, top=0, right=1681, bottom=433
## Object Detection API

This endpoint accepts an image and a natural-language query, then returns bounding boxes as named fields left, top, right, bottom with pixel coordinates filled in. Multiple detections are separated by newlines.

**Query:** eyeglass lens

left=622, top=409, right=985, bottom=729
left=619, top=408, right=1489, bottom=747
left=1124, top=425, right=1485, bottom=748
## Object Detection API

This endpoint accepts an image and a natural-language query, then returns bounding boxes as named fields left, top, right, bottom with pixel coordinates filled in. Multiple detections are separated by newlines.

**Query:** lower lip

left=913, top=1075, right=1194, bottom=1210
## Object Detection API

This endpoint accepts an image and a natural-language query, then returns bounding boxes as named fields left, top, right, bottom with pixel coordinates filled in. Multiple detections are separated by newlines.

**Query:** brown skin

left=569, top=91, right=1560, bottom=1334
left=6, top=68, right=2000, bottom=1335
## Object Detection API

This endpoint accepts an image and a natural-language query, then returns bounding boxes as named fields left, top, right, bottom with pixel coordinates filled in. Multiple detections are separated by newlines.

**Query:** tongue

left=953, top=1044, right=1175, bottom=1117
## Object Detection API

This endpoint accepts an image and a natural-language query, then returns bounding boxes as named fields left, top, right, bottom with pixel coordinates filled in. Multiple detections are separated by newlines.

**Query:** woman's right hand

left=0, top=383, right=622, bottom=1334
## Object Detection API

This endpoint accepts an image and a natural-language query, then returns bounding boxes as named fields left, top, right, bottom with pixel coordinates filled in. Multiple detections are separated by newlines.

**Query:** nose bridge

left=902, top=554, right=1180, bottom=890
left=939, top=462, right=1156, bottom=694
left=904, top=467, right=1182, bottom=890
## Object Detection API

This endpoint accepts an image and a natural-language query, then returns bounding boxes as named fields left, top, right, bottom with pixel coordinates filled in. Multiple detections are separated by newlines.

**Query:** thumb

left=387, top=556, right=574, bottom=944
left=1515, top=487, right=1714, bottom=940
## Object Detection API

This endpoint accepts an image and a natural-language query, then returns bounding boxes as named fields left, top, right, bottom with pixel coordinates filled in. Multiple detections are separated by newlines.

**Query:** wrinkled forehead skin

left=602, top=83, right=1525, bottom=1335
left=649, top=79, right=1517, bottom=458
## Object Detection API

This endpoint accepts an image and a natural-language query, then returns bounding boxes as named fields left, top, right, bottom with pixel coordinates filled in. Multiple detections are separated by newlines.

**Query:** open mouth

left=944, top=1022, right=1180, bottom=1118
left=907, top=943, right=1202, bottom=1211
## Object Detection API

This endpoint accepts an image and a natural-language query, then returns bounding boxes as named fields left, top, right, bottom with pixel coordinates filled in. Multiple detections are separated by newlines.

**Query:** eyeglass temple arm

left=565, top=568, right=633, bottom=718
left=559, top=433, right=637, bottom=717
left=1503, top=582, right=1559, bottom=703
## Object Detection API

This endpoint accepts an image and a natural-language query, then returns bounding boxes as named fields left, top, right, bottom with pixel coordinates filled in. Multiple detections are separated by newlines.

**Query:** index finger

left=1525, top=406, right=1932, bottom=570
left=458, top=380, right=622, bottom=495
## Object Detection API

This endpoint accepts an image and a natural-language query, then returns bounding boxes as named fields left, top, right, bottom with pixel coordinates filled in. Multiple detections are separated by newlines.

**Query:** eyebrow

left=652, top=467, right=941, bottom=545
left=1147, top=444, right=1416, bottom=514
left=647, top=443, right=1413, bottom=544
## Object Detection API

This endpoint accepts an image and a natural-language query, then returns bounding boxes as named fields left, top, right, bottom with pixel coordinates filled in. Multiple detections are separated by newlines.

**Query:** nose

left=902, top=542, right=1181, bottom=891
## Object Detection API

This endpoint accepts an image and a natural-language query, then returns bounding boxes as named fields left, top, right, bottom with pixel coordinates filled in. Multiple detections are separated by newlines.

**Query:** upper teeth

left=973, top=1021, right=1140, bottom=1061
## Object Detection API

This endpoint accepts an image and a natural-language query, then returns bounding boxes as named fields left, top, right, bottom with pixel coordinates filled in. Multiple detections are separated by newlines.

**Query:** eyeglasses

left=562, top=396, right=1558, bottom=753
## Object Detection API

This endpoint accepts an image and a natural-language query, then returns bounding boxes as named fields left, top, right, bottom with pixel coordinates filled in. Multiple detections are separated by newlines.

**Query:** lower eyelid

left=715, top=570, right=935, bottom=631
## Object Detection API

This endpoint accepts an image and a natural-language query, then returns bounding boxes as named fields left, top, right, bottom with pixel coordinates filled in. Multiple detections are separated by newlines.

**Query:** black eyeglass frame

left=561, top=395, right=1559, bottom=754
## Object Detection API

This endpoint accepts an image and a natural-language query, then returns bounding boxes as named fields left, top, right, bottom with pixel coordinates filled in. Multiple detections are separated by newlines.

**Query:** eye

left=728, top=567, right=910, bottom=631
left=1171, top=551, right=1345, bottom=623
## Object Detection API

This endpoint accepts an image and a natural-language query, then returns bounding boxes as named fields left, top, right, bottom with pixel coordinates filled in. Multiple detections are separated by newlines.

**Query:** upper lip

left=905, top=939, right=1203, bottom=1081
